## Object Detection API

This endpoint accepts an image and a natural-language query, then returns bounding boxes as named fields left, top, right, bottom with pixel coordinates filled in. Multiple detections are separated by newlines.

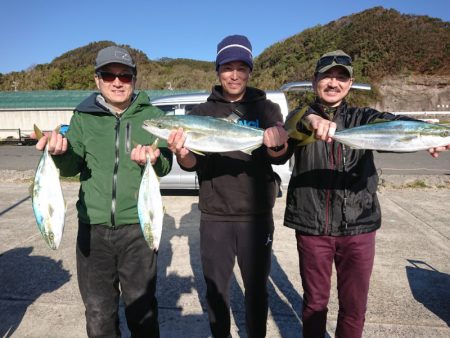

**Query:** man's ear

left=311, top=74, right=317, bottom=87
left=94, top=75, right=101, bottom=90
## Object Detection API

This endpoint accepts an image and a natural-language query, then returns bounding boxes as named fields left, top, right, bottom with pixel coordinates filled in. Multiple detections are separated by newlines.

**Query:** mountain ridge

left=0, top=6, right=448, bottom=111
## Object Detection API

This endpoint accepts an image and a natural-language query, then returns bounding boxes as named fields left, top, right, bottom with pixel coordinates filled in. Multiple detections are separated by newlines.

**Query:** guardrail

left=0, top=128, right=36, bottom=145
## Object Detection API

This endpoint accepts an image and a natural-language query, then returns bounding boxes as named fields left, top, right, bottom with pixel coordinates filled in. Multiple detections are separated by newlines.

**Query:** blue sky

left=1, top=0, right=448, bottom=74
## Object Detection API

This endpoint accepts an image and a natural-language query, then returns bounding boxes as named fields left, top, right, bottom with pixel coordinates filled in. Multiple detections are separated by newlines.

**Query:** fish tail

left=151, top=138, right=159, bottom=151
left=34, top=124, right=43, bottom=140
left=285, top=106, right=317, bottom=146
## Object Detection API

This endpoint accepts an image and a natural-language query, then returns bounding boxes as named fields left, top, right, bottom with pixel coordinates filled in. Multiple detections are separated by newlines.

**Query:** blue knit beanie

left=215, top=35, right=253, bottom=71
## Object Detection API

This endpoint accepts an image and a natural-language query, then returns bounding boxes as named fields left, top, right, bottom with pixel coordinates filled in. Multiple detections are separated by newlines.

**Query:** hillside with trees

left=0, top=7, right=448, bottom=109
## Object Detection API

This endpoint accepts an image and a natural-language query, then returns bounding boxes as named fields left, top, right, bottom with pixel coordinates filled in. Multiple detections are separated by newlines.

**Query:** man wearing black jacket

left=279, top=50, right=450, bottom=338
left=167, top=35, right=288, bottom=338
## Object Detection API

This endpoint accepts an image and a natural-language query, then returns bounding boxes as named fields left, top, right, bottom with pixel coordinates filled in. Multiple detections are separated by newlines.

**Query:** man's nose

left=327, top=77, right=339, bottom=86
left=112, top=77, right=123, bottom=85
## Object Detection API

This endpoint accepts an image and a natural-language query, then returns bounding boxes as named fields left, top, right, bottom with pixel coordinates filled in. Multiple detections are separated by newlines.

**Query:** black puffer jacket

left=184, top=85, right=283, bottom=221
left=283, top=101, right=413, bottom=236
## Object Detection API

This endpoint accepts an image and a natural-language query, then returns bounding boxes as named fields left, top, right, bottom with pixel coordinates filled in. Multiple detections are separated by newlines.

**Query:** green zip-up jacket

left=53, top=91, right=172, bottom=227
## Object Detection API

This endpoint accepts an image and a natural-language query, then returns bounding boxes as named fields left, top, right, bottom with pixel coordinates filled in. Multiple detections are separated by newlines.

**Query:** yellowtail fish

left=285, top=109, right=450, bottom=152
left=31, top=125, right=66, bottom=250
left=137, top=142, right=164, bottom=251
left=332, top=120, right=450, bottom=152
left=142, top=115, right=263, bottom=155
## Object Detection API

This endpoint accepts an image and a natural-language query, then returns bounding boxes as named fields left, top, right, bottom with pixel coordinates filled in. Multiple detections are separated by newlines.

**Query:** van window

left=184, top=104, right=201, bottom=114
left=155, top=104, right=178, bottom=115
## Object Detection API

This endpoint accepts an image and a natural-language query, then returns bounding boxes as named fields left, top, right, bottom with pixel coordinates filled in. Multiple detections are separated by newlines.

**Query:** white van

left=150, top=90, right=291, bottom=192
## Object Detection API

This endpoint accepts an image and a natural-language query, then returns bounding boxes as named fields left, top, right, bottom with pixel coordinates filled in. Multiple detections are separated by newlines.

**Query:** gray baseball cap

left=95, top=46, right=136, bottom=71
left=315, top=50, right=353, bottom=77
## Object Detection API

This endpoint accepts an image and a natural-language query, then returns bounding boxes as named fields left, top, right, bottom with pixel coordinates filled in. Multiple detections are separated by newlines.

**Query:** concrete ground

left=0, top=179, right=449, bottom=338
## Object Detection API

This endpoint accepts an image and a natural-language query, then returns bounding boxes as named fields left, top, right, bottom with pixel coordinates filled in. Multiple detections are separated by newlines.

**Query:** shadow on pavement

left=406, top=259, right=450, bottom=326
left=155, top=202, right=211, bottom=337
left=0, top=196, right=31, bottom=217
left=269, top=254, right=303, bottom=336
left=0, top=247, right=71, bottom=337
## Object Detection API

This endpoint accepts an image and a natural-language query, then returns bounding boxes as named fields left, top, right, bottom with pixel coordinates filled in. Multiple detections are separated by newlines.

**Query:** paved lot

left=0, top=179, right=449, bottom=337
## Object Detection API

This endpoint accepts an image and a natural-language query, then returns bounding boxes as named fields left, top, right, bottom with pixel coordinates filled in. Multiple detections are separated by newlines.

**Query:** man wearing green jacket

left=35, top=45, right=172, bottom=338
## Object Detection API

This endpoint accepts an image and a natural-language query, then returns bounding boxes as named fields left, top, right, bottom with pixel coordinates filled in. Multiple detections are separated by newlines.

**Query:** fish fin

left=34, top=124, right=43, bottom=140
left=185, top=132, right=208, bottom=155
left=221, top=111, right=240, bottom=123
left=240, top=144, right=262, bottom=155
left=398, top=135, right=417, bottom=142
left=189, top=149, right=206, bottom=156
left=145, top=152, right=151, bottom=164
left=368, top=118, right=390, bottom=125
left=28, top=182, right=34, bottom=197
left=218, top=117, right=237, bottom=123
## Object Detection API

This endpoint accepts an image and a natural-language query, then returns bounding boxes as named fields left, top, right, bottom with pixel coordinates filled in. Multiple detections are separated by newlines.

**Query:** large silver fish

left=332, top=120, right=450, bottom=152
left=142, top=115, right=264, bottom=154
left=285, top=109, right=450, bottom=152
left=31, top=125, right=65, bottom=250
left=138, top=152, right=164, bottom=251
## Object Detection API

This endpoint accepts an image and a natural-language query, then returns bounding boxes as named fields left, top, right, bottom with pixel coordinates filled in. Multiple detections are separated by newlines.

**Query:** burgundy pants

left=296, top=231, right=376, bottom=338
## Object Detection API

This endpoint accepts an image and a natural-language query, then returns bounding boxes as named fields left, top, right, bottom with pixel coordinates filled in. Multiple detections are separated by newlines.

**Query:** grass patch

left=404, top=180, right=429, bottom=188
left=61, top=175, right=80, bottom=182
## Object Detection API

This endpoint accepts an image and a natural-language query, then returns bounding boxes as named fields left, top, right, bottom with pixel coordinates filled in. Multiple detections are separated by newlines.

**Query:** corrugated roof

left=0, top=90, right=207, bottom=109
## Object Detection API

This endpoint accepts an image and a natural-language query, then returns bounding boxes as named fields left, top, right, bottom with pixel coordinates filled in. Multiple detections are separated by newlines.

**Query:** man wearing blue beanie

left=167, top=34, right=289, bottom=337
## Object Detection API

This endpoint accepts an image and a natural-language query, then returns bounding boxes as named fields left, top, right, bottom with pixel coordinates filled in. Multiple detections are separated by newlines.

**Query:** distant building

left=0, top=89, right=205, bottom=142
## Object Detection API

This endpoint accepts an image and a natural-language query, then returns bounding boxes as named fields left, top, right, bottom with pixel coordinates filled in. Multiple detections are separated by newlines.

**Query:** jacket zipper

left=324, top=142, right=335, bottom=234
left=111, top=116, right=121, bottom=227
left=341, top=145, right=348, bottom=229
left=125, top=122, right=131, bottom=153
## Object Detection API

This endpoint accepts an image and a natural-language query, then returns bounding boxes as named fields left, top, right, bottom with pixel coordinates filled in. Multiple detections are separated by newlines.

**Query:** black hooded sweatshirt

left=183, top=85, right=283, bottom=221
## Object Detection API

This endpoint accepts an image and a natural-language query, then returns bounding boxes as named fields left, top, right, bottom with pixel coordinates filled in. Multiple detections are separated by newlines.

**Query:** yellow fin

left=284, top=106, right=317, bottom=146
left=151, top=138, right=159, bottom=151
left=34, top=124, right=43, bottom=140
left=369, top=118, right=390, bottom=124
left=28, top=182, right=34, bottom=197
left=190, top=149, right=206, bottom=156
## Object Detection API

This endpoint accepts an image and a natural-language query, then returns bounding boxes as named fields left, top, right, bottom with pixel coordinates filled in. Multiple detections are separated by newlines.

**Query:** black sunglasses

left=316, top=55, right=352, bottom=69
left=96, top=71, right=134, bottom=83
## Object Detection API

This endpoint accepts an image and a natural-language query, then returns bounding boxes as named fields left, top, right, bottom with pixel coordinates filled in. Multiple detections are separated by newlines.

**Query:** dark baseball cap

left=95, top=46, right=136, bottom=71
left=315, top=50, right=353, bottom=77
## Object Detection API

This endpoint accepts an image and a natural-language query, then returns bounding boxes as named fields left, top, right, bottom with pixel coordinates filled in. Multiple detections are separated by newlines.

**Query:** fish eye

left=441, top=131, right=449, bottom=137
left=157, top=123, right=163, bottom=128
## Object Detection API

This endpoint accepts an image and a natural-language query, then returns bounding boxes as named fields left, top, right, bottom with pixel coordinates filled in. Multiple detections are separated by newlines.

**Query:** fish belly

left=32, top=152, right=65, bottom=250
left=138, top=161, right=164, bottom=251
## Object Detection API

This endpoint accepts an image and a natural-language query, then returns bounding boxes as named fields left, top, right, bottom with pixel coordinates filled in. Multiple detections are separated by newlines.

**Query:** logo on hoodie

left=238, top=119, right=259, bottom=128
